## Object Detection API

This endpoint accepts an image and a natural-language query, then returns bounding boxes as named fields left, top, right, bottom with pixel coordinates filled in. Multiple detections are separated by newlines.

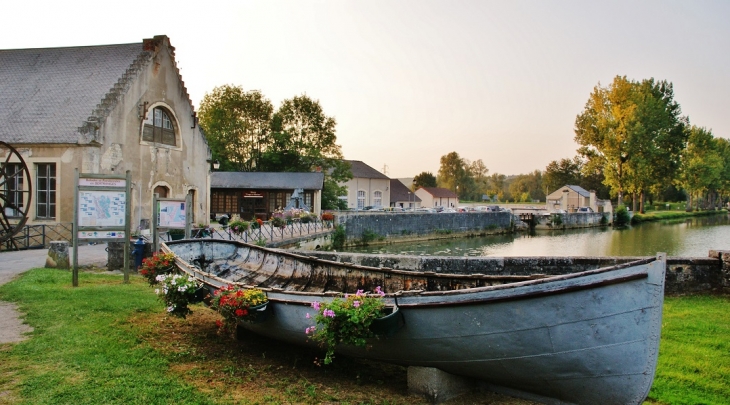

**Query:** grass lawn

left=1, top=269, right=728, bottom=404
left=631, top=209, right=728, bottom=224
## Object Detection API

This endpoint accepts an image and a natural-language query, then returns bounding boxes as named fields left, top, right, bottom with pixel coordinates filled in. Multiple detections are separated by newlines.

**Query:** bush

left=229, top=220, right=249, bottom=235
left=154, top=273, right=202, bottom=318
left=331, top=225, right=346, bottom=250
left=212, top=286, right=269, bottom=334
left=614, top=205, right=630, bottom=226
left=139, top=252, right=177, bottom=285
left=361, top=229, right=379, bottom=244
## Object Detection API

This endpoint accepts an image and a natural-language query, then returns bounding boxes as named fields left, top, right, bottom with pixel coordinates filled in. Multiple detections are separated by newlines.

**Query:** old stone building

left=0, top=35, right=211, bottom=237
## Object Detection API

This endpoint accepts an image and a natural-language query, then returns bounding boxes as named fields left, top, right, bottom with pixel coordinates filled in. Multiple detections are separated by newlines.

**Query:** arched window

left=373, top=191, right=382, bottom=208
left=154, top=185, right=169, bottom=198
left=143, top=106, right=177, bottom=146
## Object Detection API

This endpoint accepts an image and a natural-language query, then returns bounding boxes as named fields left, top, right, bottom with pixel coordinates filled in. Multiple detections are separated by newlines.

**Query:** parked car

left=577, top=207, right=594, bottom=213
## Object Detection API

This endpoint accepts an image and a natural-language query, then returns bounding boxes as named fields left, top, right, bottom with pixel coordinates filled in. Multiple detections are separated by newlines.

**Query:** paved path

left=0, top=243, right=109, bottom=344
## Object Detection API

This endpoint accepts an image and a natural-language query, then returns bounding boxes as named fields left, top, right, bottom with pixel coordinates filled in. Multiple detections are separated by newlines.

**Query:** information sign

left=78, top=190, right=126, bottom=227
left=158, top=200, right=186, bottom=228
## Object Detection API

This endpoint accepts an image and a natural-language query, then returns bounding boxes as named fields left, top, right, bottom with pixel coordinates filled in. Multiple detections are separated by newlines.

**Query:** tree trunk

left=632, top=192, right=638, bottom=213
left=686, top=192, right=693, bottom=212
left=639, top=190, right=645, bottom=214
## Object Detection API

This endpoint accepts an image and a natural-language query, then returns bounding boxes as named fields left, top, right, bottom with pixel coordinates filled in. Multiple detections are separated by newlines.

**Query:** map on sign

left=159, top=200, right=186, bottom=228
left=78, top=191, right=126, bottom=227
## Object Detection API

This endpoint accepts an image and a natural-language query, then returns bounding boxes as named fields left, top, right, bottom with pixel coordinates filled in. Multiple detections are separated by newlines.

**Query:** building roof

left=419, top=187, right=458, bottom=198
left=566, top=185, right=591, bottom=197
left=211, top=172, right=324, bottom=190
left=0, top=36, right=194, bottom=145
left=346, top=160, right=389, bottom=180
left=390, top=179, right=421, bottom=202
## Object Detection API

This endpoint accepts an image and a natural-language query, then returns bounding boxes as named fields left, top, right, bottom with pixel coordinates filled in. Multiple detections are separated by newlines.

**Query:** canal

left=344, top=213, right=730, bottom=257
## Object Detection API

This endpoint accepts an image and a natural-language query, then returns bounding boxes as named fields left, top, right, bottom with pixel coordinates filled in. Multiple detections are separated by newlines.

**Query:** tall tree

left=676, top=126, right=723, bottom=211
left=198, top=85, right=273, bottom=171
left=437, top=152, right=468, bottom=193
left=413, top=171, right=437, bottom=190
left=544, top=157, right=582, bottom=193
left=574, top=76, right=637, bottom=206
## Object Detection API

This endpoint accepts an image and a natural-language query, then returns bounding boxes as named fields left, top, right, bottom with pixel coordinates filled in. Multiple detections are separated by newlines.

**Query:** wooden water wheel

left=0, top=141, right=32, bottom=249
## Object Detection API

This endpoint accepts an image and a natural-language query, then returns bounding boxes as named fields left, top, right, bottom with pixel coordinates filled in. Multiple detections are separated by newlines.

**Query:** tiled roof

left=211, top=172, right=324, bottom=190
left=346, top=160, right=389, bottom=180
left=419, top=187, right=458, bottom=198
left=390, top=179, right=421, bottom=202
left=567, top=185, right=591, bottom=197
left=0, top=42, right=151, bottom=144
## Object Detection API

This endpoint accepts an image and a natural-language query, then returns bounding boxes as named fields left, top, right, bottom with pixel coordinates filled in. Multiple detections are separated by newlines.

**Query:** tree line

left=416, top=76, right=730, bottom=212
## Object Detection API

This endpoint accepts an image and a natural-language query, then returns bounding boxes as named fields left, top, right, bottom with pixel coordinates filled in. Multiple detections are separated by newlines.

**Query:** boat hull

left=163, top=240, right=665, bottom=405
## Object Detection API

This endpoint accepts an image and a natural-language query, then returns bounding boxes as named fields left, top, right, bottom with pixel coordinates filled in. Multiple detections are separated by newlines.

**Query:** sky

left=2, top=1, right=728, bottom=178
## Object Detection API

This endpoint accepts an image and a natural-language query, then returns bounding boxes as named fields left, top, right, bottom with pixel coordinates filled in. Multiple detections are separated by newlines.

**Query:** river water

left=345, top=213, right=730, bottom=257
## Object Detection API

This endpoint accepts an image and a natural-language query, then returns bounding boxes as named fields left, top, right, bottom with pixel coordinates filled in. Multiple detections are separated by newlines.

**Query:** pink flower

left=375, top=286, right=385, bottom=296
left=355, top=289, right=364, bottom=297
left=353, top=300, right=360, bottom=308
left=311, top=301, right=320, bottom=310
left=306, top=313, right=311, bottom=319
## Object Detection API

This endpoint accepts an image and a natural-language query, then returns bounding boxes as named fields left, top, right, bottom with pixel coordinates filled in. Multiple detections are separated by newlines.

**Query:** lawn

left=0, top=269, right=727, bottom=404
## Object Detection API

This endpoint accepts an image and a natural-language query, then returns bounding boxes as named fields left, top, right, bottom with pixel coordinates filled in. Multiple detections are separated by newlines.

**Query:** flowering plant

left=228, top=220, right=249, bottom=235
left=305, top=287, right=386, bottom=364
left=321, top=212, right=335, bottom=221
left=140, top=252, right=177, bottom=285
left=212, top=285, right=269, bottom=333
left=154, top=273, right=201, bottom=318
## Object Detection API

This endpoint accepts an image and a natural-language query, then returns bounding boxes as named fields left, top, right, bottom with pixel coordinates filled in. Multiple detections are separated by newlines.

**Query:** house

left=210, top=172, right=323, bottom=221
left=415, top=187, right=459, bottom=209
left=390, top=179, right=421, bottom=210
left=545, top=185, right=613, bottom=213
left=340, top=160, right=390, bottom=210
left=0, top=35, right=211, bottom=236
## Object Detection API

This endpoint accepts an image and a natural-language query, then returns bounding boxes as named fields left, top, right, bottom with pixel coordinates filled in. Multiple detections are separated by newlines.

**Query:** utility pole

left=382, top=164, right=388, bottom=176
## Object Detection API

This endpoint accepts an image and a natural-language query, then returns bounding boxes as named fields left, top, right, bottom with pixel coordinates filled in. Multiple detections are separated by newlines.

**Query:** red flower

left=235, top=309, right=245, bottom=317
left=216, top=319, right=223, bottom=328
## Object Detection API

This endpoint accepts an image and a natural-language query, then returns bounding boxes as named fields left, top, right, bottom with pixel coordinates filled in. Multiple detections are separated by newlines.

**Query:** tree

left=676, top=126, right=723, bottom=211
left=544, top=157, right=582, bottom=193
left=437, top=152, right=467, bottom=194
left=574, top=76, right=637, bottom=206
left=412, top=172, right=437, bottom=190
left=198, top=85, right=274, bottom=172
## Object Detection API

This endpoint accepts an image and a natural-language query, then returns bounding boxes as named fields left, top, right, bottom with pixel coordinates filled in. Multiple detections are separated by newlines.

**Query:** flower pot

left=240, top=302, right=271, bottom=324
left=369, top=306, right=404, bottom=337
left=190, top=286, right=211, bottom=304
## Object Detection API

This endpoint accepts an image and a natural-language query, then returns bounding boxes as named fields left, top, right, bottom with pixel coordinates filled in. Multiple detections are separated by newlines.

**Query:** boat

left=162, top=239, right=666, bottom=405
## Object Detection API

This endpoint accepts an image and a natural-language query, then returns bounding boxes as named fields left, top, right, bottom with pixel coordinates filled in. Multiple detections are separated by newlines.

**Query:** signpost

left=72, top=170, right=132, bottom=286
left=152, top=192, right=192, bottom=253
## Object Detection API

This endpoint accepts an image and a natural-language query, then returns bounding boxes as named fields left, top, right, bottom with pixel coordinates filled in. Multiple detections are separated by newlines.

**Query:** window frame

left=36, top=163, right=56, bottom=220
left=142, top=106, right=178, bottom=147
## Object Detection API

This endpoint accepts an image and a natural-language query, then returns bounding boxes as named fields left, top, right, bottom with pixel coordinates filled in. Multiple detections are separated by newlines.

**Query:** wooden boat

left=162, top=239, right=666, bottom=405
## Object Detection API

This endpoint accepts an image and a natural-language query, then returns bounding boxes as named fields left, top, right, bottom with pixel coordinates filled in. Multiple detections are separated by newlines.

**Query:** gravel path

left=0, top=243, right=109, bottom=344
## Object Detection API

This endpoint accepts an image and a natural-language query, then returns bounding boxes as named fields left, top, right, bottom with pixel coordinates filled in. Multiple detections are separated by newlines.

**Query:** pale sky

left=2, top=1, right=728, bottom=178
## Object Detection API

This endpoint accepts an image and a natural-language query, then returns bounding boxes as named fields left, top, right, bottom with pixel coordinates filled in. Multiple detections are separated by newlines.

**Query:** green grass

left=1, top=269, right=728, bottom=404
left=631, top=209, right=727, bottom=224
left=646, top=295, right=730, bottom=405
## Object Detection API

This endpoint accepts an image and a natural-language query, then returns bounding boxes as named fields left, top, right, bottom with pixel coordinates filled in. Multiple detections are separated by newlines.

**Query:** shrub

left=615, top=205, right=630, bottom=226
left=271, top=215, right=286, bottom=228
left=331, top=224, right=346, bottom=250
left=361, top=229, right=379, bottom=244
left=139, top=252, right=177, bottom=285
left=305, top=287, right=386, bottom=364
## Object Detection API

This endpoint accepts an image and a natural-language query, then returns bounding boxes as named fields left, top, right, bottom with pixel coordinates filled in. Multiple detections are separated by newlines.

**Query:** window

left=3, top=163, right=24, bottom=217
left=143, top=107, right=177, bottom=146
left=373, top=191, right=382, bottom=208
left=268, top=192, right=291, bottom=212
left=36, top=163, right=56, bottom=219
left=211, top=191, right=238, bottom=214
left=357, top=190, right=366, bottom=210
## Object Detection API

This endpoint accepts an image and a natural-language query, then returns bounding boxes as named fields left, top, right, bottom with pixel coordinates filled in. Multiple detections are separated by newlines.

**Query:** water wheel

left=0, top=142, right=32, bottom=249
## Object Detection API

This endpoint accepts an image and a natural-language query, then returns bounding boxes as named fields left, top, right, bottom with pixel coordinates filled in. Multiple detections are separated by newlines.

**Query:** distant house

left=340, top=160, right=390, bottom=210
left=546, top=185, right=613, bottom=213
left=415, top=187, right=458, bottom=209
left=390, top=179, right=421, bottom=209
left=210, top=172, right=323, bottom=221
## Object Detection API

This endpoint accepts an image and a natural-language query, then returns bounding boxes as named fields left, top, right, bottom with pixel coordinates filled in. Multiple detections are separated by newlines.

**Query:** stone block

left=407, top=366, right=474, bottom=404
left=46, top=241, right=70, bottom=269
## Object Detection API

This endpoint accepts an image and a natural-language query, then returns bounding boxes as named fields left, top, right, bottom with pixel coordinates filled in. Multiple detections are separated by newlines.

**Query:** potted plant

left=154, top=273, right=202, bottom=318
left=305, top=286, right=401, bottom=364
left=228, top=220, right=249, bottom=236
left=212, top=285, right=270, bottom=334
left=139, top=252, right=177, bottom=285
left=167, top=228, right=186, bottom=240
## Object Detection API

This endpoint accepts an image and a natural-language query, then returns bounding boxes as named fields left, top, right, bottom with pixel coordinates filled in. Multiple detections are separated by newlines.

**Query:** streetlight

left=212, top=159, right=220, bottom=170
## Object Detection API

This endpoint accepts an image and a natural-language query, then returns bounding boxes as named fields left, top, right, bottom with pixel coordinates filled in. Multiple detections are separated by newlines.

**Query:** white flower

left=154, top=289, right=160, bottom=295
left=178, top=286, right=187, bottom=292
left=155, top=274, right=166, bottom=282
left=167, top=306, right=175, bottom=312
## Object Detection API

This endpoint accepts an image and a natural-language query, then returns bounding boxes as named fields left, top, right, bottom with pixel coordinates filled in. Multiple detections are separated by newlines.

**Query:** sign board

left=158, top=200, right=186, bottom=228
left=79, top=178, right=127, bottom=188
left=77, top=190, right=126, bottom=228
left=243, top=190, right=264, bottom=198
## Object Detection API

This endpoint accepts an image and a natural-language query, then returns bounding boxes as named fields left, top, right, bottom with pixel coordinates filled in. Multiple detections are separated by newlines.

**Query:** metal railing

left=1, top=223, right=74, bottom=251
left=187, top=218, right=335, bottom=244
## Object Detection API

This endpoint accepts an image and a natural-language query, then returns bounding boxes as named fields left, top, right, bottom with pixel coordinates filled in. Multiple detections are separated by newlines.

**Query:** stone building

left=0, top=35, right=211, bottom=236
left=545, top=185, right=613, bottom=213
left=340, top=160, right=391, bottom=210
left=415, top=187, right=459, bottom=209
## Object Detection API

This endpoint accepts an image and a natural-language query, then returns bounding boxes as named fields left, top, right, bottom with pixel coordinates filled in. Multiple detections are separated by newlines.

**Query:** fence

left=161, top=218, right=335, bottom=245
left=1, top=223, right=74, bottom=251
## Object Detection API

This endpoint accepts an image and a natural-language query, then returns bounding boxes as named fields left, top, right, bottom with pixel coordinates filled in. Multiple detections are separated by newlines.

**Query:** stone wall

left=298, top=250, right=730, bottom=295
left=335, top=212, right=512, bottom=243
left=534, top=212, right=609, bottom=230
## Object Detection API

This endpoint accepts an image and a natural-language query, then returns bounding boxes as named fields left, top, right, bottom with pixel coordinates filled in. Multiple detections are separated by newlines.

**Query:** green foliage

left=599, top=214, right=608, bottom=225
left=0, top=269, right=215, bottom=404
left=211, top=285, right=268, bottom=334
left=228, top=220, right=249, bottom=235
left=551, top=214, right=563, bottom=226
left=648, top=295, right=730, bottom=405
left=154, top=273, right=202, bottom=318
left=139, top=252, right=177, bottom=285
left=614, top=204, right=630, bottom=226
left=331, top=224, right=346, bottom=250
left=360, top=229, right=379, bottom=244
left=413, top=171, right=437, bottom=189
left=434, top=229, right=453, bottom=235
left=254, top=237, right=267, bottom=247
left=306, top=288, right=387, bottom=364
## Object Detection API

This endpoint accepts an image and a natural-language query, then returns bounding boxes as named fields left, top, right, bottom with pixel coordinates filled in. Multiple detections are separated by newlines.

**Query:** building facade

left=0, top=36, right=211, bottom=234
left=545, top=185, right=613, bottom=213
left=340, top=160, right=391, bottom=210
left=415, top=187, right=459, bottom=208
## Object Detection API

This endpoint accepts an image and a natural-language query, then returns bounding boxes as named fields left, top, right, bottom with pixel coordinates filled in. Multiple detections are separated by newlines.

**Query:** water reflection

left=345, top=214, right=730, bottom=257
